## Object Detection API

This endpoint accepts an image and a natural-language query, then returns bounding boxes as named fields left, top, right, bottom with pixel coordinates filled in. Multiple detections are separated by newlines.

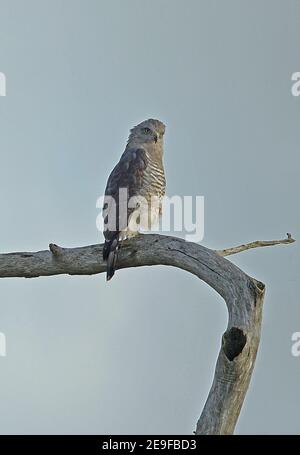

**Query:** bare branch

left=216, top=233, right=295, bottom=257
left=0, top=233, right=295, bottom=434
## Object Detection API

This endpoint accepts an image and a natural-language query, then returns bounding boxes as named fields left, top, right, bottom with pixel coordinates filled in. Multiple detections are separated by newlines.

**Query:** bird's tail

left=103, top=235, right=120, bottom=281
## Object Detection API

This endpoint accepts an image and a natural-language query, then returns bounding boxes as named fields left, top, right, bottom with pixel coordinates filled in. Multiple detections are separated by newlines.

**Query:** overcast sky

left=0, top=0, right=299, bottom=434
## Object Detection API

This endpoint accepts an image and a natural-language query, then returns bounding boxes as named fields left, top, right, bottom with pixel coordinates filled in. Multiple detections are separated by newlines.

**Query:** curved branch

left=0, top=233, right=295, bottom=434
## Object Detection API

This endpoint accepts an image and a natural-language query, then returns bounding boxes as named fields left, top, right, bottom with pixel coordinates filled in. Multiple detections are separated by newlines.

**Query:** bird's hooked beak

left=154, top=132, right=159, bottom=143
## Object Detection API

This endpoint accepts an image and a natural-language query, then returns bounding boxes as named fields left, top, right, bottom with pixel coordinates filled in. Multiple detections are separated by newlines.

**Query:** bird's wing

left=103, top=147, right=148, bottom=241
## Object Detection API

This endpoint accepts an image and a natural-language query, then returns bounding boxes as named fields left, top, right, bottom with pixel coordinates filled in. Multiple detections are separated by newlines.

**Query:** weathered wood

left=0, top=233, right=294, bottom=434
left=217, top=233, right=295, bottom=257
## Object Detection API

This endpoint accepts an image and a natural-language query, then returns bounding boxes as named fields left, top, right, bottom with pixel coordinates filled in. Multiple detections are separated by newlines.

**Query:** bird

left=102, top=118, right=166, bottom=281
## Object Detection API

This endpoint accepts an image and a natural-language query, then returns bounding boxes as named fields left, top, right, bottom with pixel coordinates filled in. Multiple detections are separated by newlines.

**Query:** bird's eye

left=142, top=127, right=152, bottom=135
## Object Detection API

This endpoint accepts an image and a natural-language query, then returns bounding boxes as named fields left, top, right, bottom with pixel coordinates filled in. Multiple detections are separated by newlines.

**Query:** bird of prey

left=102, top=119, right=166, bottom=281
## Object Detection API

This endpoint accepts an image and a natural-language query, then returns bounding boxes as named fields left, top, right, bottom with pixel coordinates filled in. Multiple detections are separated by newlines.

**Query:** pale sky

left=0, top=0, right=299, bottom=434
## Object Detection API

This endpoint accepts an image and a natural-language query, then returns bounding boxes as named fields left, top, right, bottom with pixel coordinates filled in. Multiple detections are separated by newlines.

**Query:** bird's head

left=128, top=118, right=165, bottom=147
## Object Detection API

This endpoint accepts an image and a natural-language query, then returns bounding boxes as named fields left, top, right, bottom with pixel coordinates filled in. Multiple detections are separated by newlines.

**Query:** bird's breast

left=144, top=153, right=166, bottom=197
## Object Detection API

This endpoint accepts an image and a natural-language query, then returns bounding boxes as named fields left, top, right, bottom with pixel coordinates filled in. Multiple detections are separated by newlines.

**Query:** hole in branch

left=223, top=327, right=247, bottom=361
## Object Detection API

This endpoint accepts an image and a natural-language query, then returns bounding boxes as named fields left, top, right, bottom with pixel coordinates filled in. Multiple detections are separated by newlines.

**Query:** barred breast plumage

left=144, top=152, right=166, bottom=199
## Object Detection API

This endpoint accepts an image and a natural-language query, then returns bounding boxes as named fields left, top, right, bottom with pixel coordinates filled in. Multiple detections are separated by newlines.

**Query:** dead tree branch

left=0, top=233, right=295, bottom=434
left=217, top=233, right=295, bottom=257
